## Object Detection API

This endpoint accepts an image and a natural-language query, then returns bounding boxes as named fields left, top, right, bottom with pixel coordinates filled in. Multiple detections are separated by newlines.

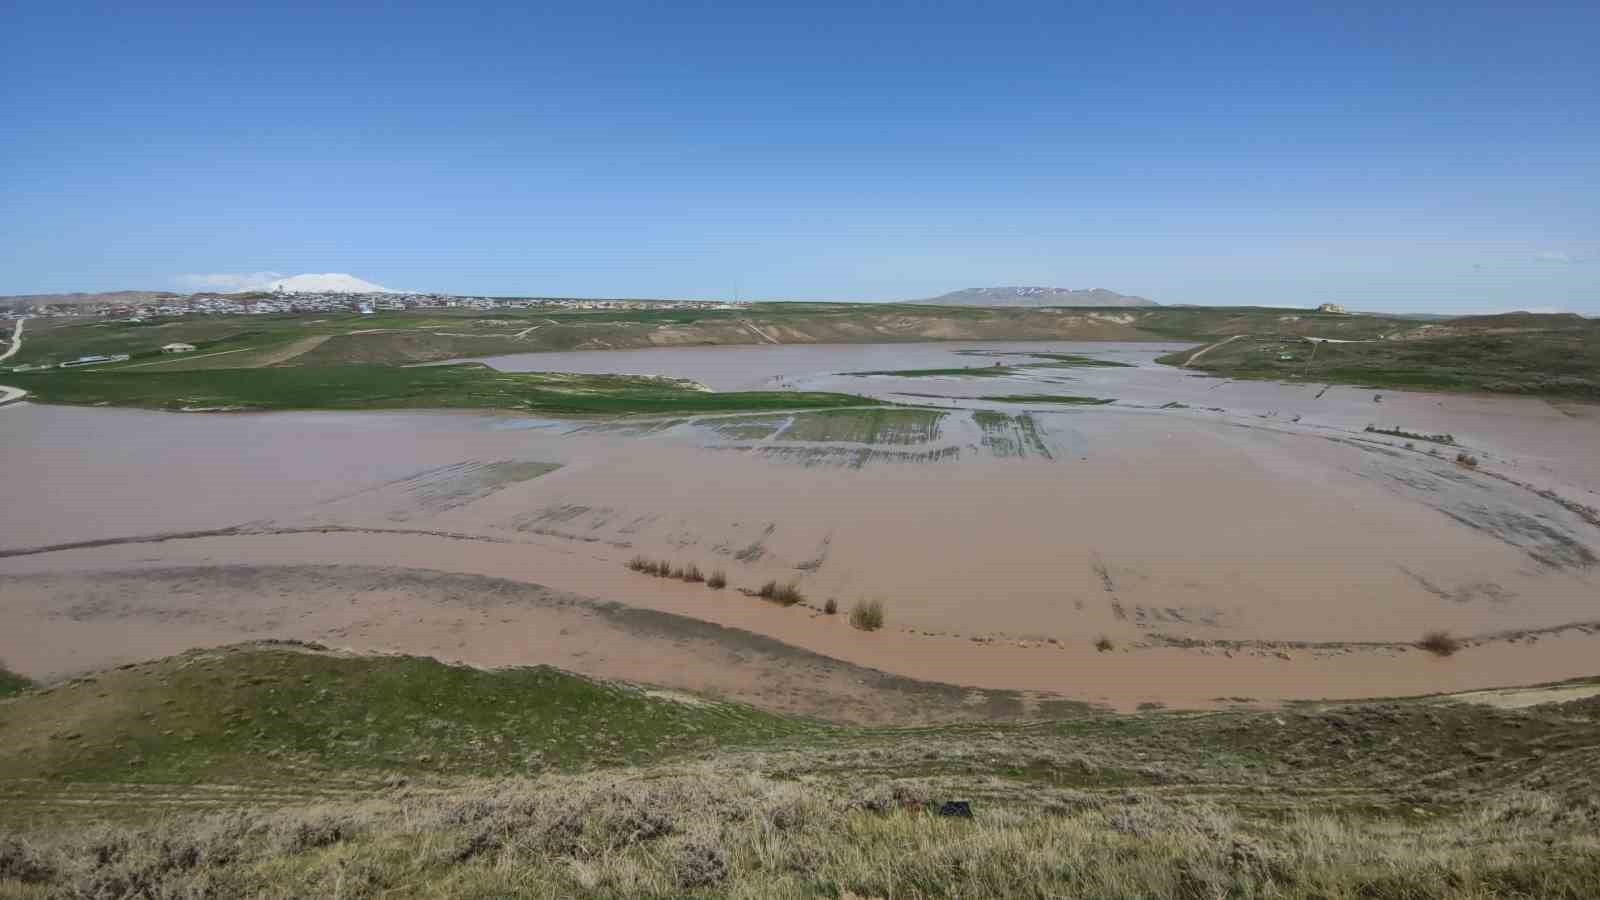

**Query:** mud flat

left=3, top=343, right=1598, bottom=715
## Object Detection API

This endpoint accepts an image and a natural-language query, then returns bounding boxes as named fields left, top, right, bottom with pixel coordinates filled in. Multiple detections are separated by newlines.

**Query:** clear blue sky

left=2, top=1, right=1596, bottom=312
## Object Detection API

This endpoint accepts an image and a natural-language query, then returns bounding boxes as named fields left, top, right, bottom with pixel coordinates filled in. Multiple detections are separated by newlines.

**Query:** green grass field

left=3, top=364, right=881, bottom=415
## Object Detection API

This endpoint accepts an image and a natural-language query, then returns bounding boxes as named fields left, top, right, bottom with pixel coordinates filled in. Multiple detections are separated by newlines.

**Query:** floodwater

left=3, top=341, right=1599, bottom=715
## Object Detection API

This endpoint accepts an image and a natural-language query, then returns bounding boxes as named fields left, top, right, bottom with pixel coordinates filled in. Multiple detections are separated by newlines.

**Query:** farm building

left=161, top=342, right=197, bottom=353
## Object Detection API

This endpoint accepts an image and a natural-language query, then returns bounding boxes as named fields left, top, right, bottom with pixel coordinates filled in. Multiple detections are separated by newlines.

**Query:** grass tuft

left=1095, top=636, right=1115, bottom=653
left=706, top=570, right=727, bottom=590
left=823, top=597, right=838, bottom=615
left=755, top=580, right=805, bottom=606
left=849, top=600, right=885, bottom=631
left=1418, top=630, right=1463, bottom=657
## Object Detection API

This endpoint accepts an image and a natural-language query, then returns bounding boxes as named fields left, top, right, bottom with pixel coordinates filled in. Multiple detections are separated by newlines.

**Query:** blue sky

left=2, top=1, right=1595, bottom=312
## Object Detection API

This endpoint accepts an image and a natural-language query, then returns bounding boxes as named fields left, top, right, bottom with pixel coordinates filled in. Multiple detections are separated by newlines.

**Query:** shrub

left=849, top=599, right=884, bottom=631
left=756, top=580, right=804, bottom=606
left=626, top=556, right=652, bottom=573
left=823, top=597, right=838, bottom=615
left=1095, top=636, right=1115, bottom=653
left=706, top=570, right=727, bottom=590
left=1456, top=452, right=1479, bottom=469
left=1419, top=630, right=1462, bottom=657
left=680, top=563, right=705, bottom=584
left=0, top=836, right=54, bottom=883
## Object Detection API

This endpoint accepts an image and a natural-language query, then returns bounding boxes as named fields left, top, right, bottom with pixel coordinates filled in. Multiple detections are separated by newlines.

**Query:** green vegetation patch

left=844, top=365, right=1021, bottom=378
left=961, top=350, right=1135, bottom=367
left=776, top=408, right=945, bottom=444
left=979, top=394, right=1114, bottom=405
left=0, top=663, right=32, bottom=699
left=0, top=644, right=809, bottom=785
left=972, top=410, right=1053, bottom=458
left=4, top=364, right=882, bottom=416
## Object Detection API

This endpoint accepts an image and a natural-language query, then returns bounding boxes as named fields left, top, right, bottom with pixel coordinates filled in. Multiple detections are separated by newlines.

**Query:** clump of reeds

left=755, top=580, right=805, bottom=606
left=627, top=558, right=709, bottom=584
left=849, top=599, right=884, bottom=631
left=1418, top=630, right=1462, bottom=657
left=1095, top=636, right=1115, bottom=653
left=706, top=570, right=727, bottom=590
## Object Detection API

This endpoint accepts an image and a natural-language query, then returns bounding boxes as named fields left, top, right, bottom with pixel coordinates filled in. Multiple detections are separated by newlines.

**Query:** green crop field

left=3, top=364, right=882, bottom=415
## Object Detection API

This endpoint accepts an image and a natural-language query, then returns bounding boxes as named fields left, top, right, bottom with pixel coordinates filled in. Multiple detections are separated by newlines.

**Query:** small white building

left=161, top=342, right=197, bottom=354
left=1317, top=302, right=1346, bottom=314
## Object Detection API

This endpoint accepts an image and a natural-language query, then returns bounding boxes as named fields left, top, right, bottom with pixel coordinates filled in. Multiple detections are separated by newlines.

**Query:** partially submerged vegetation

left=849, top=599, right=885, bottom=631
left=1366, top=424, right=1455, bottom=444
left=4, top=643, right=1600, bottom=897
left=754, top=580, right=805, bottom=606
left=845, top=364, right=1021, bottom=378
left=979, top=394, right=1114, bottom=405
left=4, top=364, right=881, bottom=416
left=1419, top=630, right=1464, bottom=657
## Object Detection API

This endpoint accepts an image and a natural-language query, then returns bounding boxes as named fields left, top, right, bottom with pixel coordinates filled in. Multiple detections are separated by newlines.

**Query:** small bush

left=849, top=600, right=885, bottom=631
left=823, top=597, right=838, bottom=615
left=1419, top=630, right=1462, bottom=657
left=680, top=563, right=705, bottom=584
left=0, top=660, right=33, bottom=698
left=669, top=565, right=687, bottom=580
left=0, top=836, right=54, bottom=883
left=627, top=555, right=650, bottom=572
left=756, top=580, right=805, bottom=606
left=1095, top=636, right=1115, bottom=653
left=1456, top=452, right=1479, bottom=469
left=706, top=570, right=727, bottom=589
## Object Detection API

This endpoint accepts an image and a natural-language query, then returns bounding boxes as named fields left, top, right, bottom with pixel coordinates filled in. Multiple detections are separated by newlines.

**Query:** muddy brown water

left=3, top=341, right=1598, bottom=714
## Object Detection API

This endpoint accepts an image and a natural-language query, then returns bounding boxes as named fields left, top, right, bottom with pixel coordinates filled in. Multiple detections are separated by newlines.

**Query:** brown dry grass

left=4, top=770, right=1597, bottom=899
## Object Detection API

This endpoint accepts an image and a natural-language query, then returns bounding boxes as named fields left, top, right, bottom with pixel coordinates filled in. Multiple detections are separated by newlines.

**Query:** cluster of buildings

left=5, top=293, right=746, bottom=321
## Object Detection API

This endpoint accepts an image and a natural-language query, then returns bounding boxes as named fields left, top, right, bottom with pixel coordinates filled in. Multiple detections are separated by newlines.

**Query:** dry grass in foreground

left=2, top=770, right=1597, bottom=899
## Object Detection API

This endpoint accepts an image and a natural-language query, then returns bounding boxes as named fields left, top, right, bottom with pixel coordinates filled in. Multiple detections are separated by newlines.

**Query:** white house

left=161, top=342, right=197, bottom=354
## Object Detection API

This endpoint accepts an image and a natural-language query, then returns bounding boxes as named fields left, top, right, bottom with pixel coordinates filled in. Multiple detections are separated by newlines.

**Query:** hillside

left=1166, top=312, right=1600, bottom=397
left=0, top=291, right=181, bottom=308
left=919, top=286, right=1158, bottom=307
left=1, top=643, right=1598, bottom=897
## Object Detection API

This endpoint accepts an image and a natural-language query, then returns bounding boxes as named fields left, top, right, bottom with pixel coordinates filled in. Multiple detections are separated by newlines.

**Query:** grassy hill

left=1164, top=313, right=1600, bottom=397
left=2, top=643, right=1599, bottom=897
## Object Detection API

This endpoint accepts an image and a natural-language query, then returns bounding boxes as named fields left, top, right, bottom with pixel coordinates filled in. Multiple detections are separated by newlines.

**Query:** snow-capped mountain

left=264, top=273, right=391, bottom=294
left=918, top=287, right=1157, bottom=308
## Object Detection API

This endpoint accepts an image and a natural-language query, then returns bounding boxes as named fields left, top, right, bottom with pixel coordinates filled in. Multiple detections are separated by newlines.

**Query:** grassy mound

left=0, top=644, right=806, bottom=786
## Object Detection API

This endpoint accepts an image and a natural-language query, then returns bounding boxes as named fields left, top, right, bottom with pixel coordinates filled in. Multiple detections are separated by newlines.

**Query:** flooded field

left=4, top=342, right=1599, bottom=715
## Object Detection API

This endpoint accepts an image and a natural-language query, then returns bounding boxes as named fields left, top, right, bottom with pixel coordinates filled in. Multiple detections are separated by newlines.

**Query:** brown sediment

left=3, top=342, right=1598, bottom=715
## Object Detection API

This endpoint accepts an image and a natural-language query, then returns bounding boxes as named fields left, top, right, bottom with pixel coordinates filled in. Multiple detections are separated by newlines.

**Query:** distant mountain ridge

left=918, top=286, right=1157, bottom=308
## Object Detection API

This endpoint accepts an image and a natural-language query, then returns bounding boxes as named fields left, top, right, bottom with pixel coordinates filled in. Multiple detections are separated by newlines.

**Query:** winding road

left=0, top=317, right=28, bottom=407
